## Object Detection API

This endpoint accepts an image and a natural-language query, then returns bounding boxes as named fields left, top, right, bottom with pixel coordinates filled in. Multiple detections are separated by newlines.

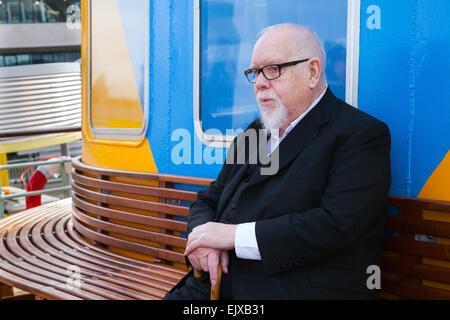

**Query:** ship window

left=194, top=0, right=350, bottom=146
left=88, top=0, right=149, bottom=140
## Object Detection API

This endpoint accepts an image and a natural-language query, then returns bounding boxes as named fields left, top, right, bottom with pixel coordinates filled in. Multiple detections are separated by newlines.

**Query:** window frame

left=193, top=0, right=361, bottom=148
left=87, top=0, right=149, bottom=141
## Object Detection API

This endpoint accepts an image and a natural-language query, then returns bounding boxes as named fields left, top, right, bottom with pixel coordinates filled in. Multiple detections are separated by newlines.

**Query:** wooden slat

left=1, top=294, right=36, bottom=300
left=53, top=216, right=183, bottom=290
left=386, top=216, right=450, bottom=238
left=48, top=215, right=182, bottom=287
left=380, top=277, right=450, bottom=299
left=12, top=210, right=138, bottom=300
left=381, top=256, right=450, bottom=284
left=72, top=217, right=186, bottom=265
left=0, top=265, right=80, bottom=300
left=0, top=212, right=105, bottom=300
left=0, top=199, right=189, bottom=300
left=39, top=216, right=166, bottom=299
left=72, top=206, right=187, bottom=248
left=72, top=171, right=198, bottom=202
left=72, top=182, right=190, bottom=217
left=72, top=156, right=214, bottom=186
left=60, top=221, right=185, bottom=285
left=158, top=173, right=214, bottom=186
left=9, top=223, right=131, bottom=300
left=383, top=237, right=450, bottom=261
left=157, top=180, right=170, bottom=257
left=0, top=200, right=186, bottom=299
left=72, top=157, right=159, bottom=182
left=0, top=283, right=13, bottom=298
left=65, top=219, right=186, bottom=279
left=389, top=196, right=450, bottom=213
left=72, top=195, right=187, bottom=233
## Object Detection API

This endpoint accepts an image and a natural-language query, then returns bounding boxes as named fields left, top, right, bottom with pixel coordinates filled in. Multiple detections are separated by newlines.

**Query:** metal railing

left=0, top=157, right=72, bottom=218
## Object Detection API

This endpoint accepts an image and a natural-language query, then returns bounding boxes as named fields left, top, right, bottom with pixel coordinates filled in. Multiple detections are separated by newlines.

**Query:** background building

left=0, top=0, right=81, bottom=199
left=0, top=0, right=81, bottom=66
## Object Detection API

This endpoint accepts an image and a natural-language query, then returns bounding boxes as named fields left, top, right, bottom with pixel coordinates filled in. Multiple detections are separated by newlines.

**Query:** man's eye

left=263, top=66, right=279, bottom=77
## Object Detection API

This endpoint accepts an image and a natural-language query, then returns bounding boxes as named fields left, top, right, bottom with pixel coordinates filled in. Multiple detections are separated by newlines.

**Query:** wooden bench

left=378, top=196, right=450, bottom=299
left=0, top=156, right=449, bottom=299
left=0, top=157, right=213, bottom=300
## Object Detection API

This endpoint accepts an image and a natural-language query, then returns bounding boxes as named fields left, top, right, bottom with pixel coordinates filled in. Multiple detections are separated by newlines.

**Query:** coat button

left=231, top=202, right=237, bottom=209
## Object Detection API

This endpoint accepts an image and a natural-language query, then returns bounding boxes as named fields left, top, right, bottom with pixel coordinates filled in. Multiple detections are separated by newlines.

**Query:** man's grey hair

left=257, top=23, right=327, bottom=81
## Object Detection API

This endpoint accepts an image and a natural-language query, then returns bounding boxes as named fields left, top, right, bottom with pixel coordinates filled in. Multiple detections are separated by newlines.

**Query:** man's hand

left=185, top=222, right=237, bottom=256
left=187, top=247, right=229, bottom=286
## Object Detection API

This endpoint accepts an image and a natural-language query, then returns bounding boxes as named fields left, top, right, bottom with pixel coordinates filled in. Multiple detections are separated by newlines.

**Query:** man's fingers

left=187, top=253, right=200, bottom=270
left=208, top=253, right=219, bottom=287
left=185, top=239, right=202, bottom=257
left=221, top=251, right=229, bottom=274
left=199, top=256, right=209, bottom=272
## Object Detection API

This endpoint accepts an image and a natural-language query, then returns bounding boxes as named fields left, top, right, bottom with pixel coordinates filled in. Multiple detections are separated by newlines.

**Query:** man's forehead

left=251, top=41, right=293, bottom=67
left=251, top=29, right=298, bottom=66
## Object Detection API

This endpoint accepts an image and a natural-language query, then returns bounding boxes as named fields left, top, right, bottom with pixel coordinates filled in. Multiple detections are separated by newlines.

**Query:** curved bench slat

left=0, top=199, right=187, bottom=300
left=72, top=206, right=186, bottom=248
left=65, top=219, right=186, bottom=279
left=72, top=217, right=186, bottom=265
left=72, top=196, right=187, bottom=233
left=0, top=209, right=105, bottom=300
left=72, top=171, right=198, bottom=202
left=72, top=182, right=190, bottom=218
left=37, top=215, right=171, bottom=299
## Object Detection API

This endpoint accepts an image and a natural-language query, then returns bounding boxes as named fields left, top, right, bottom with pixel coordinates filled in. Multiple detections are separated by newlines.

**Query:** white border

left=193, top=0, right=361, bottom=147
left=193, top=0, right=233, bottom=148
left=87, top=0, right=150, bottom=140
left=346, top=0, right=361, bottom=108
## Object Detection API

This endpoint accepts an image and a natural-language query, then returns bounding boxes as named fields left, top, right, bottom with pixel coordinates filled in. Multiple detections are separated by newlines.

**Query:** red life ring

left=26, top=168, right=48, bottom=209
left=24, top=158, right=69, bottom=209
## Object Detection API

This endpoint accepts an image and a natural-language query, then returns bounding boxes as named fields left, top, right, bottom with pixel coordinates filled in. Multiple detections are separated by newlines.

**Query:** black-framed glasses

left=244, top=58, right=310, bottom=83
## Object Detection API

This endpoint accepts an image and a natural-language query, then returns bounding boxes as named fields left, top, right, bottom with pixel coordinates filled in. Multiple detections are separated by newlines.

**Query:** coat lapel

left=248, top=88, right=338, bottom=187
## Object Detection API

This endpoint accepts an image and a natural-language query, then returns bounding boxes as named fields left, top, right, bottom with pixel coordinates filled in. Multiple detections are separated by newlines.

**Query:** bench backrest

left=71, top=157, right=213, bottom=269
left=379, top=196, right=450, bottom=299
left=72, top=157, right=450, bottom=299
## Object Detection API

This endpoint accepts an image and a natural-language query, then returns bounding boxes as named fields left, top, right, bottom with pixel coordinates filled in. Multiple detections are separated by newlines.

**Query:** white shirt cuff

left=234, top=222, right=261, bottom=260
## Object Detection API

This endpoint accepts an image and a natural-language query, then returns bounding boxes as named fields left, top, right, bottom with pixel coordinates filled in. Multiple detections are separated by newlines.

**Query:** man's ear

left=308, top=58, right=321, bottom=88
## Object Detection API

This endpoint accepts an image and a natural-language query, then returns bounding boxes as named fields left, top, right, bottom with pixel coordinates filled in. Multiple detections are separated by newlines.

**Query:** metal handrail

left=0, top=157, right=72, bottom=218
left=0, top=127, right=81, bottom=138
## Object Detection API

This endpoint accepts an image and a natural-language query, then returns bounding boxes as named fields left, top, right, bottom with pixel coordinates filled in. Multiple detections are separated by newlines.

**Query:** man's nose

left=254, top=72, right=270, bottom=90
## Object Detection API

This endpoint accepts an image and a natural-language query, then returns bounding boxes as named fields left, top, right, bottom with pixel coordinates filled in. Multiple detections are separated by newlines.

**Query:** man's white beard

left=257, top=91, right=288, bottom=131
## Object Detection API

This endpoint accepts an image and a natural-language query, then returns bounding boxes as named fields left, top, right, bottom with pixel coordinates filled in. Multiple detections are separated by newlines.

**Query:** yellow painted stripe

left=0, top=133, right=81, bottom=154
left=0, top=153, right=8, bottom=186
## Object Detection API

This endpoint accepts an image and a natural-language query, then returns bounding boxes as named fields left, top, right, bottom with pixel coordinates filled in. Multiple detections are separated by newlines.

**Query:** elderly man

left=165, top=23, right=391, bottom=299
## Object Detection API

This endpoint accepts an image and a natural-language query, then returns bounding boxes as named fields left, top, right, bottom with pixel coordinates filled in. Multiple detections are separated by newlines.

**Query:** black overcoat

left=187, top=88, right=391, bottom=299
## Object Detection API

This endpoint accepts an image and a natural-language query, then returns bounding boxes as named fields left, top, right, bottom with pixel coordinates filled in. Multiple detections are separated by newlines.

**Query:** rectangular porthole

left=87, top=0, right=149, bottom=140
